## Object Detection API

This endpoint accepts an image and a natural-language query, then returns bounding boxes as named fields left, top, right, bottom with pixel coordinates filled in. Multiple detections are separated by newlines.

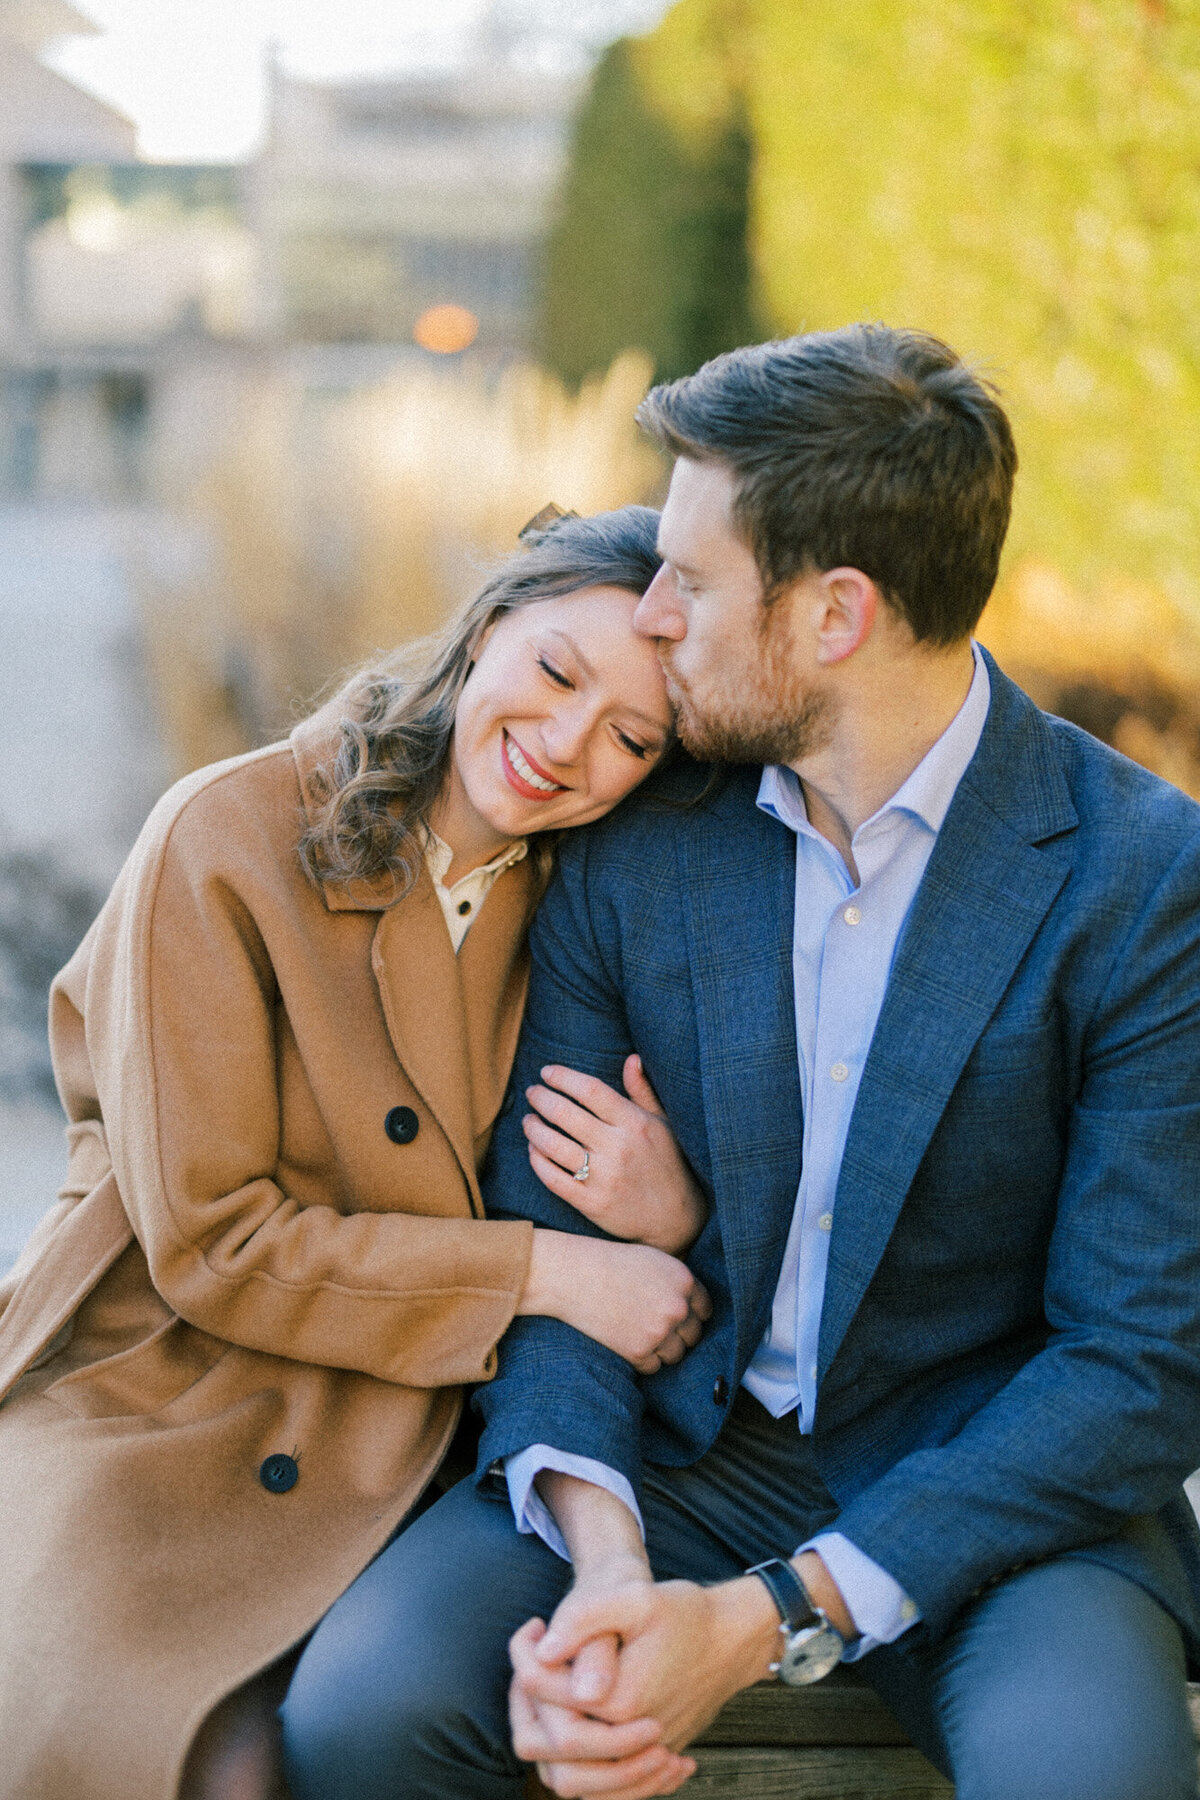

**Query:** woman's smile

left=435, top=584, right=673, bottom=876
left=501, top=730, right=569, bottom=799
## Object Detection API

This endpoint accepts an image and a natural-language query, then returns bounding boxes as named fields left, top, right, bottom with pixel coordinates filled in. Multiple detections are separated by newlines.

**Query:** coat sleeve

left=474, top=834, right=646, bottom=1493
left=832, top=830, right=1200, bottom=1638
left=52, top=762, right=532, bottom=1390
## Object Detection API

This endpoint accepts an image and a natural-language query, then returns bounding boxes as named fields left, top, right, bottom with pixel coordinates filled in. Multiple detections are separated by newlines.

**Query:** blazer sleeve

left=53, top=767, right=532, bottom=1390
left=474, top=834, right=647, bottom=1494
left=832, top=831, right=1200, bottom=1638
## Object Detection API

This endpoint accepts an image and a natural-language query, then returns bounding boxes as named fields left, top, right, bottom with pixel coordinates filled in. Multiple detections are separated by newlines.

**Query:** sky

left=47, top=0, right=674, bottom=162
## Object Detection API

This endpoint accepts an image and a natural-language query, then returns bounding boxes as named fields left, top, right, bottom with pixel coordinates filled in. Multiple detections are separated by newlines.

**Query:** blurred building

left=0, top=16, right=583, bottom=498
left=257, top=49, right=581, bottom=367
left=0, top=0, right=144, bottom=494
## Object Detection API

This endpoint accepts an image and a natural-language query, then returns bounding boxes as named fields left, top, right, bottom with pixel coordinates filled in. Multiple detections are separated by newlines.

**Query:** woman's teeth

left=505, top=734, right=564, bottom=792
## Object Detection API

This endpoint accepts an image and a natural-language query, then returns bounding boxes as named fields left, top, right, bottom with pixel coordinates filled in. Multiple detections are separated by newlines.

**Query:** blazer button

left=385, top=1105, right=419, bottom=1145
left=713, top=1376, right=729, bottom=1406
left=259, top=1453, right=299, bottom=1494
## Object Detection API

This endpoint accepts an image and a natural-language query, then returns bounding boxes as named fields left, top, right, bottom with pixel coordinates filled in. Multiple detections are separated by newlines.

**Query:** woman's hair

left=299, top=504, right=663, bottom=896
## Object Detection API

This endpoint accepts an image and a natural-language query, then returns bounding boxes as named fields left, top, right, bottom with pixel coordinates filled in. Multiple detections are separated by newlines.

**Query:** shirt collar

left=757, top=640, right=991, bottom=838
left=424, top=830, right=528, bottom=891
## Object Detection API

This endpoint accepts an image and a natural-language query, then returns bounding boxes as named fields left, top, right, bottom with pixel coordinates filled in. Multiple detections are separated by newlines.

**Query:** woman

left=0, top=507, right=707, bottom=1800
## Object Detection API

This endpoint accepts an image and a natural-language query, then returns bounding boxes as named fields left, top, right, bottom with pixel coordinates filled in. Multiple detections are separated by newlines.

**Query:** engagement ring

left=573, top=1151, right=590, bottom=1183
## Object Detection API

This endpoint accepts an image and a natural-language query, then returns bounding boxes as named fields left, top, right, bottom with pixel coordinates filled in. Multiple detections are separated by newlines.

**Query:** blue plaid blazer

left=476, top=653, right=1200, bottom=1650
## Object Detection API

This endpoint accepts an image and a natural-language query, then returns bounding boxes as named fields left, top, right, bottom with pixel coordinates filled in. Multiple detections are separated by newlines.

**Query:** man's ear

left=812, top=567, right=877, bottom=666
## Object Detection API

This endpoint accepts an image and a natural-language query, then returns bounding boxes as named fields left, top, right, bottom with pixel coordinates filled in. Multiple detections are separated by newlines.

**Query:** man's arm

left=476, top=832, right=663, bottom=1492
left=509, top=1474, right=856, bottom=1798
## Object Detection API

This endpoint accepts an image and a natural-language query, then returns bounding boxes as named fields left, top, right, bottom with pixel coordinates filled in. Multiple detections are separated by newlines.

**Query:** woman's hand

left=523, top=1055, right=708, bottom=1255
left=517, top=1231, right=712, bottom=1375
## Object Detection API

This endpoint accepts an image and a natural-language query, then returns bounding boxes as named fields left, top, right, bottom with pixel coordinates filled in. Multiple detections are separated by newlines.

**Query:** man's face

left=633, top=457, right=832, bottom=765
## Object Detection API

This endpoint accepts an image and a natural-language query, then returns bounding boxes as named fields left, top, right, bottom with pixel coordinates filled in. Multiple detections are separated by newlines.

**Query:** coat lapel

left=676, top=771, right=803, bottom=1364
left=817, top=660, right=1077, bottom=1375
left=371, top=869, right=479, bottom=1195
left=290, top=701, right=535, bottom=1198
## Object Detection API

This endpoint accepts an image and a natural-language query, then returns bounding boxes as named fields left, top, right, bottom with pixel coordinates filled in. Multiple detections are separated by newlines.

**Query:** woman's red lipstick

left=501, top=731, right=567, bottom=800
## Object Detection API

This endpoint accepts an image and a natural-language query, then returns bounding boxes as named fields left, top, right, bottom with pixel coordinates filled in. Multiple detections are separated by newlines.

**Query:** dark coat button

left=713, top=1376, right=729, bottom=1406
left=385, top=1105, right=419, bottom=1145
left=259, top=1453, right=299, bottom=1494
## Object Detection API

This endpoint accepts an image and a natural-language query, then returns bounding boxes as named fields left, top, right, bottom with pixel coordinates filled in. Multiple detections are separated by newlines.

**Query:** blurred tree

left=546, top=0, right=1200, bottom=618
left=539, top=23, right=762, bottom=383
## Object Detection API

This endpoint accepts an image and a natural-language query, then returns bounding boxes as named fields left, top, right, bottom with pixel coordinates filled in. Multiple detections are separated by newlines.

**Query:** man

left=282, top=327, right=1200, bottom=1800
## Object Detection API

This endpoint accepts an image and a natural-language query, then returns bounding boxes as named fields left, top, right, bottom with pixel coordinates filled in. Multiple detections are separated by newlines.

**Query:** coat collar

left=290, top=700, right=410, bottom=912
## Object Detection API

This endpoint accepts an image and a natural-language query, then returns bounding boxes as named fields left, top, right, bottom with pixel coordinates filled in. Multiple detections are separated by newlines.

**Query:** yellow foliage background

left=631, top=0, right=1200, bottom=616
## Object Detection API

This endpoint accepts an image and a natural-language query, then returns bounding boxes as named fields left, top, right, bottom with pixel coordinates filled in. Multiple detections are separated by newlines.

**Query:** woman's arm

left=517, top=1229, right=710, bottom=1374
left=521, top=1055, right=708, bottom=1255
left=63, top=763, right=536, bottom=1392
left=60, top=759, right=708, bottom=1390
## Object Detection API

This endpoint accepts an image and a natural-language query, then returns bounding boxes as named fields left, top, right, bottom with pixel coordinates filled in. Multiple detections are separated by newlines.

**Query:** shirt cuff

left=801, top=1531, right=921, bottom=1661
left=505, top=1445, right=644, bottom=1563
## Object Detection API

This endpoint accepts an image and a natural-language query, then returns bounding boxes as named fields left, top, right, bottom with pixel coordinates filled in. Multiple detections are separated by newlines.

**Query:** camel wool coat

left=0, top=705, right=539, bottom=1800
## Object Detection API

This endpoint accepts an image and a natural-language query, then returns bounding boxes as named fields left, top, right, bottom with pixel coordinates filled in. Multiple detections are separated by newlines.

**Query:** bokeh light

left=413, top=303, right=480, bottom=354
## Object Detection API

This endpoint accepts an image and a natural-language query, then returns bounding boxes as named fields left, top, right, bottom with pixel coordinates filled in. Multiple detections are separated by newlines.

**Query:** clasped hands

left=508, top=1552, right=783, bottom=1800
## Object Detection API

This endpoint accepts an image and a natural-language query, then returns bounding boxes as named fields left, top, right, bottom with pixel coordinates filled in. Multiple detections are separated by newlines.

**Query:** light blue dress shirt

left=508, top=645, right=991, bottom=1656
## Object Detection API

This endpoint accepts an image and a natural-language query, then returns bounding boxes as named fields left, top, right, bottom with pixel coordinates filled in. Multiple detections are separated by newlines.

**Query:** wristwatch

left=746, top=1557, right=845, bottom=1685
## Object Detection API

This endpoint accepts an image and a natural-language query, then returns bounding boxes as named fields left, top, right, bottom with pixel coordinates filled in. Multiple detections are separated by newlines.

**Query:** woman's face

left=445, top=584, right=673, bottom=852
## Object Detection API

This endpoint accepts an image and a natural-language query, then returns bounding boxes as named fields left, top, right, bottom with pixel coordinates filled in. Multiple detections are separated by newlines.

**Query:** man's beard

left=662, top=612, right=834, bottom=766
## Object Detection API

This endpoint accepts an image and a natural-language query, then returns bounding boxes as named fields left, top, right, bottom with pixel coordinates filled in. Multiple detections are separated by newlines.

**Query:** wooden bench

left=533, top=1674, right=1200, bottom=1798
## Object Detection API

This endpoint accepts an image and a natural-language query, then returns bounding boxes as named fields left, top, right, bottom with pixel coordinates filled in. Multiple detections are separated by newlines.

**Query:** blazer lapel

left=818, top=662, right=1077, bottom=1375
left=676, top=771, right=803, bottom=1364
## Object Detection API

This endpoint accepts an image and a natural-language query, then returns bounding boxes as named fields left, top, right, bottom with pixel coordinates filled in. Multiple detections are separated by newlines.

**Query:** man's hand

left=510, top=1571, right=784, bottom=1797
left=513, top=1474, right=695, bottom=1798
left=514, top=1475, right=857, bottom=1798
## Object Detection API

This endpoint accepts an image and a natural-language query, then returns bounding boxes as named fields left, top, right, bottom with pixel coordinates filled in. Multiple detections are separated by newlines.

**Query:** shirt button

left=457, top=899, right=472, bottom=915
left=810, top=1363, right=819, bottom=1383
left=830, top=1061, right=849, bottom=1082
left=713, top=1376, right=729, bottom=1406
left=818, top=1212, right=833, bottom=1232
left=843, top=904, right=861, bottom=925
left=901, top=1599, right=919, bottom=1623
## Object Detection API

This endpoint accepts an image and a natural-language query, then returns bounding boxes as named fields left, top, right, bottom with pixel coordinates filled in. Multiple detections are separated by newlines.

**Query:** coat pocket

left=45, top=1314, right=226, bottom=1419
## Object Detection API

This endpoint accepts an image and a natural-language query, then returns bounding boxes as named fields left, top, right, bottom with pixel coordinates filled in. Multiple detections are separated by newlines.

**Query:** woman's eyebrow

left=546, top=630, right=668, bottom=738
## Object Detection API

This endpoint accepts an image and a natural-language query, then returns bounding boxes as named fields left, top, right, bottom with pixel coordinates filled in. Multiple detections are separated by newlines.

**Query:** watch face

left=777, top=1622, right=844, bottom=1686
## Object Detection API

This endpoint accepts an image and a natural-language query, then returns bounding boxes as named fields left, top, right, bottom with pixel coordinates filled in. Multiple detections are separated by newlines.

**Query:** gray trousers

left=280, top=1391, right=1197, bottom=1800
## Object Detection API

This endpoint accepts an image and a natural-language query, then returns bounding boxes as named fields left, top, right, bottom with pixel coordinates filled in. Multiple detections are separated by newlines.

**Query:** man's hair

left=636, top=324, right=1017, bottom=645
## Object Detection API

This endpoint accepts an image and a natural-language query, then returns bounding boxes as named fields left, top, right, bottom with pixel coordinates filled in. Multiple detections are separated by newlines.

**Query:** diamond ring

left=573, top=1151, right=590, bottom=1183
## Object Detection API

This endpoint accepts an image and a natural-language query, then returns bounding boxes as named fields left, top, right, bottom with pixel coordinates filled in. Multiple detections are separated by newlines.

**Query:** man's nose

left=634, top=568, right=687, bottom=640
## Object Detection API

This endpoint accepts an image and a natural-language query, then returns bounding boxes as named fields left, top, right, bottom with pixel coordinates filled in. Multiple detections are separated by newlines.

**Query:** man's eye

left=537, top=656, right=572, bottom=688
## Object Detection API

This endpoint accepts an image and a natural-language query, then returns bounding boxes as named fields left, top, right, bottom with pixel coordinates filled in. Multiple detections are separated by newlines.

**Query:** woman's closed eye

left=537, top=655, right=572, bottom=688
left=615, top=728, right=655, bottom=760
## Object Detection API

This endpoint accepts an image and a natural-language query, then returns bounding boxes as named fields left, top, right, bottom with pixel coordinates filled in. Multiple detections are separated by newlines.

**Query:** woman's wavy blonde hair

left=299, top=504, right=663, bottom=897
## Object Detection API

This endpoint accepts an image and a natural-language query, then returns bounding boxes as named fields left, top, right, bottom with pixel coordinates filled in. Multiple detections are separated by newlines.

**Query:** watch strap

left=746, top=1558, right=819, bottom=1634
